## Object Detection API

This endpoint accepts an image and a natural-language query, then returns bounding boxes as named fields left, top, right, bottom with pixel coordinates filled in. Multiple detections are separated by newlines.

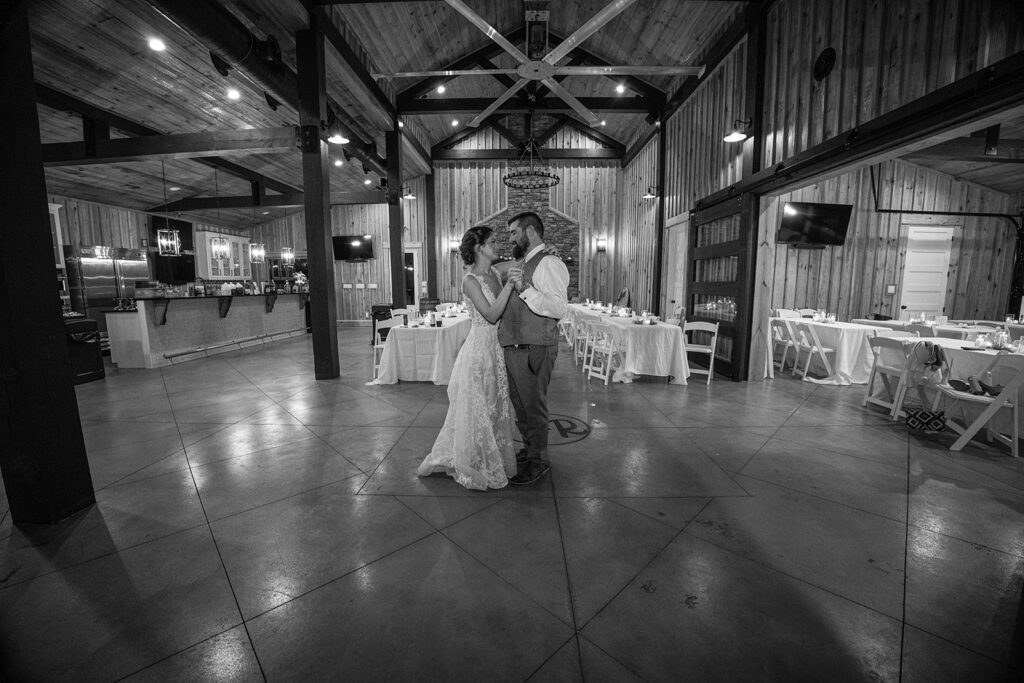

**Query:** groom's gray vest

left=498, top=251, right=559, bottom=347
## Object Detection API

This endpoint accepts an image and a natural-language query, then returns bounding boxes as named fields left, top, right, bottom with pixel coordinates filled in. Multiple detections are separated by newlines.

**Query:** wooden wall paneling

left=618, top=137, right=658, bottom=311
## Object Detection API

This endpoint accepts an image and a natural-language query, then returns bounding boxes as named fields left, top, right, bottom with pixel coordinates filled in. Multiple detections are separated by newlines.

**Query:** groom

left=499, top=211, right=569, bottom=485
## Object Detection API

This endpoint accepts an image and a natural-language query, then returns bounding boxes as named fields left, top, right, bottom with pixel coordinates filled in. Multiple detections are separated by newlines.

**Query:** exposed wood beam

left=403, top=97, right=651, bottom=115
left=694, top=50, right=1024, bottom=210
left=904, top=136, right=1024, bottom=163
left=397, top=27, right=526, bottom=104
left=36, top=83, right=303, bottom=194
left=430, top=116, right=500, bottom=154
left=476, top=56, right=519, bottom=89
left=42, top=127, right=299, bottom=166
left=149, top=190, right=385, bottom=213
left=490, top=117, right=523, bottom=148
left=664, top=1, right=776, bottom=120
left=622, top=125, right=658, bottom=167
left=560, top=116, right=625, bottom=152
left=432, top=148, right=621, bottom=161
left=546, top=32, right=665, bottom=109
left=311, top=5, right=396, bottom=120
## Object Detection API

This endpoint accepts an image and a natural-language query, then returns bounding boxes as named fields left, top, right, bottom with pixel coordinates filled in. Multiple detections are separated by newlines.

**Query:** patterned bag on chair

left=904, top=409, right=945, bottom=432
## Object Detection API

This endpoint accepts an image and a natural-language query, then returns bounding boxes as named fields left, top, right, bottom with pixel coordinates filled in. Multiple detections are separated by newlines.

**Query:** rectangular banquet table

left=371, top=313, right=472, bottom=384
left=570, top=304, right=689, bottom=384
left=771, top=318, right=886, bottom=385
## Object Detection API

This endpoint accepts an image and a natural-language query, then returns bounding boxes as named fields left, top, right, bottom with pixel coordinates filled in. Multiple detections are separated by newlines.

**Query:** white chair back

left=683, top=321, right=719, bottom=384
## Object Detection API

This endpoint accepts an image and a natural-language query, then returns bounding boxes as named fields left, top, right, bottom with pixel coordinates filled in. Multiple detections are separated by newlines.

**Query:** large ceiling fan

left=374, top=0, right=705, bottom=127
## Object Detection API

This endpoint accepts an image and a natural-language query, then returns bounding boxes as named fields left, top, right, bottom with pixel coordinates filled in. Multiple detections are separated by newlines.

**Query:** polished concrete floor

left=1, top=328, right=1023, bottom=681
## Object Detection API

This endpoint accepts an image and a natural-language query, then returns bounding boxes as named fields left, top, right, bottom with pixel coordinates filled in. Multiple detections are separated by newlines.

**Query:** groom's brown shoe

left=510, top=463, right=549, bottom=485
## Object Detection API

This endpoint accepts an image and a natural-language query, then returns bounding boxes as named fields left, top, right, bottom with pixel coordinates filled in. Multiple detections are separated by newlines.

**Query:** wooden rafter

left=904, top=137, right=1024, bottom=163
left=36, top=84, right=303, bottom=194
left=559, top=116, right=625, bottom=152
left=148, top=190, right=385, bottom=213
left=433, top=148, right=621, bottom=161
left=402, top=97, right=651, bottom=115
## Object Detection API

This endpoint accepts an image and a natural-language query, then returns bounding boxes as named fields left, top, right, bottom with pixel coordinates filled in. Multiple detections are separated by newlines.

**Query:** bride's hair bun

left=459, top=226, right=492, bottom=265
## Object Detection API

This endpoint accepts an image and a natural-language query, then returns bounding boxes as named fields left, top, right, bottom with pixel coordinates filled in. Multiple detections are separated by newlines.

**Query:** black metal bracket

left=265, top=292, right=278, bottom=313
left=218, top=296, right=233, bottom=318
left=156, top=299, right=170, bottom=326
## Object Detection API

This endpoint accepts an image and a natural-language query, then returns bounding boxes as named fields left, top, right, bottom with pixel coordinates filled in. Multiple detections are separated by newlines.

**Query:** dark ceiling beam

left=150, top=0, right=386, bottom=177
left=148, top=189, right=385, bottom=212
left=904, top=137, right=1024, bottom=163
left=397, top=27, right=527, bottom=105
left=560, top=116, right=625, bottom=152
left=694, top=49, right=1024, bottom=210
left=403, top=97, right=651, bottom=115
left=42, top=127, right=299, bottom=166
left=476, top=56, right=519, bottom=90
left=531, top=53, right=587, bottom=101
left=35, top=84, right=302, bottom=194
left=433, top=148, right=621, bottom=161
left=664, top=0, right=776, bottom=120
left=546, top=31, right=666, bottom=108
left=490, top=117, right=523, bottom=148
left=309, top=4, right=396, bottom=120
left=430, top=116, right=500, bottom=154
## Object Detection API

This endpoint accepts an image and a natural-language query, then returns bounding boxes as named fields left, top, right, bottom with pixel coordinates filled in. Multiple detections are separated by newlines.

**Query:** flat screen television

left=776, top=202, right=853, bottom=247
left=333, top=235, right=374, bottom=261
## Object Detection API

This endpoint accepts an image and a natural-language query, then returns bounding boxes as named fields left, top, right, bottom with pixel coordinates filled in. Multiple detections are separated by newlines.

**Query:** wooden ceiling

left=27, top=1, right=1021, bottom=233
left=27, top=0, right=743, bottom=230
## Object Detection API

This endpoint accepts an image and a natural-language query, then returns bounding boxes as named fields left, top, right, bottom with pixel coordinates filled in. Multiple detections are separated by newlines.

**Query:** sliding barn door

left=688, top=195, right=758, bottom=381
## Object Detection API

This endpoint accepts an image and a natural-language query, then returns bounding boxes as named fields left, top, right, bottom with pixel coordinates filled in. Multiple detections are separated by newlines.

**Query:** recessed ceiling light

left=148, top=37, right=166, bottom=52
left=615, top=83, right=625, bottom=94
left=451, top=119, right=459, bottom=127
left=363, top=178, right=372, bottom=185
left=168, top=186, right=181, bottom=191
left=261, top=211, right=269, bottom=215
left=227, top=88, right=241, bottom=100
left=436, top=84, right=446, bottom=94
left=398, top=120, right=404, bottom=128
left=599, top=120, right=606, bottom=127
left=334, top=159, right=343, bottom=167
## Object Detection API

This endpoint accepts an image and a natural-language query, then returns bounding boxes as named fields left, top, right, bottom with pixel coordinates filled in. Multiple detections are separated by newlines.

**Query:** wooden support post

left=0, top=1, right=95, bottom=524
left=386, top=120, right=406, bottom=308
left=296, top=27, right=340, bottom=379
left=425, top=172, right=438, bottom=298
left=653, top=124, right=666, bottom=316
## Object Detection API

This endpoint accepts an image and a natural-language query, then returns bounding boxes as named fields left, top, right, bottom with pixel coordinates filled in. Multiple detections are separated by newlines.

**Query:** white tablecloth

left=571, top=304, right=689, bottom=384
left=772, top=318, right=885, bottom=385
left=371, top=313, right=471, bottom=384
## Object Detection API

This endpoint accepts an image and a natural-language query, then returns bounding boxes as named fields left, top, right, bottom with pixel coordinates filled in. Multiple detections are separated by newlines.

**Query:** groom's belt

left=504, top=343, right=540, bottom=349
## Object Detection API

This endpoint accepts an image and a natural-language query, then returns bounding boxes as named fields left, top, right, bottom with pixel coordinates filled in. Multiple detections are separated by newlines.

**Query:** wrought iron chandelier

left=503, top=116, right=559, bottom=189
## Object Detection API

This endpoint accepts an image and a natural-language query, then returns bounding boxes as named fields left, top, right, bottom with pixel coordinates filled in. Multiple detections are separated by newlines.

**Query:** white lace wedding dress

left=416, top=270, right=516, bottom=490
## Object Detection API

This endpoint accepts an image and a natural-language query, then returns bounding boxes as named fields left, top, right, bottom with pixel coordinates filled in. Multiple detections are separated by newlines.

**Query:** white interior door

left=664, top=220, right=688, bottom=318
left=898, top=226, right=954, bottom=320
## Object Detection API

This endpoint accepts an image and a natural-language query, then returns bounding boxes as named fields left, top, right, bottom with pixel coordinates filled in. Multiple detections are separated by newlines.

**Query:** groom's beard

left=511, top=242, right=526, bottom=259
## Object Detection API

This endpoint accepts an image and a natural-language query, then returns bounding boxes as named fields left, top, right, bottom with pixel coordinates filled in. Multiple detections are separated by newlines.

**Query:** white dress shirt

left=519, top=243, right=569, bottom=320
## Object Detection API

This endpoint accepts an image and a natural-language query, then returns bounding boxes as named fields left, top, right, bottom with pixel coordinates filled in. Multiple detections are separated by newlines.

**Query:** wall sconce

left=642, top=185, right=658, bottom=199
left=596, top=237, right=607, bottom=252
left=449, top=239, right=461, bottom=252
left=210, top=236, right=229, bottom=261
left=157, top=229, right=181, bottom=256
left=249, top=243, right=265, bottom=264
left=723, top=117, right=753, bottom=143
left=281, top=247, right=295, bottom=265
left=401, top=186, right=416, bottom=200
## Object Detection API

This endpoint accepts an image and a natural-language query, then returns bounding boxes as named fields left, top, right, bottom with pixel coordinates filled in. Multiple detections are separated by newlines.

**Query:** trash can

left=64, top=318, right=105, bottom=384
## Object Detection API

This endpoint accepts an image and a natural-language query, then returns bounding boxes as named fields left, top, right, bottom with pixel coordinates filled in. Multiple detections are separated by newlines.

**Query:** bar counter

left=104, top=293, right=309, bottom=368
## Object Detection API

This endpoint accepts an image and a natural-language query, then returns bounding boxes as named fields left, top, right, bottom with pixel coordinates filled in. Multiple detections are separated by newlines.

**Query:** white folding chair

left=683, top=321, right=719, bottom=385
left=931, top=354, right=1024, bottom=458
left=934, top=326, right=968, bottom=340
left=770, top=318, right=796, bottom=373
left=774, top=308, right=801, bottom=318
left=558, top=309, right=575, bottom=344
left=863, top=336, right=912, bottom=419
left=587, top=323, right=624, bottom=385
left=573, top=316, right=593, bottom=367
left=907, top=323, right=935, bottom=338
left=797, top=308, right=817, bottom=318
left=580, top=320, right=602, bottom=374
left=791, top=321, right=835, bottom=379
left=372, top=318, right=403, bottom=379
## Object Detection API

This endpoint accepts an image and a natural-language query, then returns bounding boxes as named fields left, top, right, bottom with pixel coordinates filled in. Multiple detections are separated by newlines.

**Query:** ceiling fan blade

left=371, top=69, right=518, bottom=79
left=551, top=65, right=707, bottom=77
left=468, top=78, right=530, bottom=127
left=543, top=0, right=637, bottom=65
left=445, top=0, right=529, bottom=64
left=541, top=78, right=599, bottom=127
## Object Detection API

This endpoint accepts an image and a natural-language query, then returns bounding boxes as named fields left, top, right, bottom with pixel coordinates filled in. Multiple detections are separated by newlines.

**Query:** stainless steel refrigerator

left=64, top=246, right=151, bottom=336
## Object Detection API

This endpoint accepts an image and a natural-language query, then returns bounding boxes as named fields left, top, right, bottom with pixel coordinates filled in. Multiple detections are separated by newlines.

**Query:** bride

left=416, top=226, right=517, bottom=490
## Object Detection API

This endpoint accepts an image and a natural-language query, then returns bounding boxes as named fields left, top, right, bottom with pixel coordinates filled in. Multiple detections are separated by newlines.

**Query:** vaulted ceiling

left=28, top=0, right=743, bottom=229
